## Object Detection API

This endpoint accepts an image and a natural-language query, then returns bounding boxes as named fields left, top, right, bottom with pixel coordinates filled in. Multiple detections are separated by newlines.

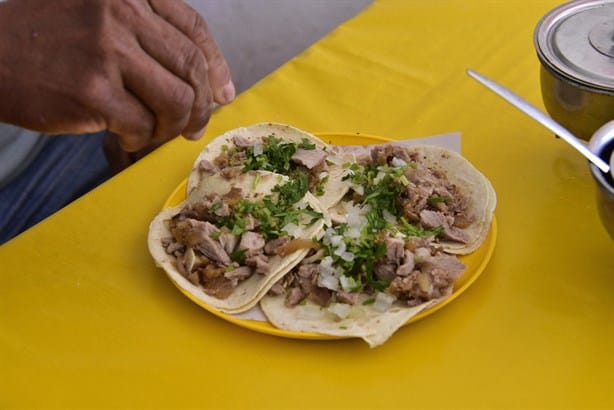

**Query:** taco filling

left=260, top=143, right=494, bottom=347
left=269, top=148, right=468, bottom=308
left=148, top=171, right=326, bottom=314
left=188, top=123, right=351, bottom=209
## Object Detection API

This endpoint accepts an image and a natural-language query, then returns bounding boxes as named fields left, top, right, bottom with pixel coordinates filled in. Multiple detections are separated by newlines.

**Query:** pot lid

left=535, top=0, right=614, bottom=91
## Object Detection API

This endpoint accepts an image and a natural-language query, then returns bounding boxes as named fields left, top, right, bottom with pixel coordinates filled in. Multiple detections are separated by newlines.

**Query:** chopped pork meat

left=238, top=231, right=265, bottom=256
left=291, top=148, right=328, bottom=169
left=246, top=253, right=270, bottom=275
left=264, top=236, right=291, bottom=255
left=224, top=266, right=253, bottom=280
left=169, top=219, right=231, bottom=265
left=233, top=134, right=254, bottom=148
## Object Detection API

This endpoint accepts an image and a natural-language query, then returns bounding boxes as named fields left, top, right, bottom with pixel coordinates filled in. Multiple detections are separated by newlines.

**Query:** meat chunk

left=202, top=276, right=238, bottom=299
left=285, top=287, right=305, bottom=307
left=374, top=262, right=397, bottom=282
left=385, top=236, right=405, bottom=263
left=291, top=148, right=328, bottom=169
left=297, top=263, right=319, bottom=279
left=264, top=236, right=291, bottom=255
left=308, top=286, right=332, bottom=307
left=268, top=281, right=285, bottom=296
left=224, top=266, right=252, bottom=280
left=233, top=134, right=254, bottom=148
left=396, top=250, right=415, bottom=276
left=245, top=253, right=270, bottom=275
left=336, top=291, right=359, bottom=305
left=420, top=209, right=446, bottom=228
left=218, top=231, right=239, bottom=254
left=420, top=254, right=466, bottom=281
left=420, top=209, right=470, bottom=244
left=238, top=231, right=265, bottom=256
left=169, top=219, right=231, bottom=265
left=198, top=159, right=216, bottom=172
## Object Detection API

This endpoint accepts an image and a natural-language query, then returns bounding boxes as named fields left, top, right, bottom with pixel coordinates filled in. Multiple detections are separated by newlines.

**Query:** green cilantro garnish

left=314, top=175, right=329, bottom=197
left=214, top=175, right=322, bottom=241
left=427, top=196, right=447, bottom=204
left=298, top=138, right=316, bottom=150
left=210, top=200, right=223, bottom=213
left=230, top=249, right=247, bottom=264
left=397, top=217, right=444, bottom=238
left=242, top=135, right=316, bottom=174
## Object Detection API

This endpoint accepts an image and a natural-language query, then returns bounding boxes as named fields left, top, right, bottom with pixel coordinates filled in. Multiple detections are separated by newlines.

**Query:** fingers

left=135, top=8, right=213, bottom=140
left=121, top=43, right=211, bottom=144
left=148, top=0, right=235, bottom=105
left=94, top=77, right=156, bottom=152
left=108, top=1, right=235, bottom=149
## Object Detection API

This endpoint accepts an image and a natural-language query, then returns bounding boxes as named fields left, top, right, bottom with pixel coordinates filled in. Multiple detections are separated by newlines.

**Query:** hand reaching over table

left=0, top=0, right=235, bottom=151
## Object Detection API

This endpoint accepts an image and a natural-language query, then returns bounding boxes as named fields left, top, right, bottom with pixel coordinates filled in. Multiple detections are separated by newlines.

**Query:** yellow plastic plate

left=161, top=132, right=498, bottom=340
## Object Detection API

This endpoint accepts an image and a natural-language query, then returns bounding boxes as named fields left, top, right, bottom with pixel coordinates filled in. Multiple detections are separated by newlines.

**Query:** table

left=2, top=1, right=613, bottom=408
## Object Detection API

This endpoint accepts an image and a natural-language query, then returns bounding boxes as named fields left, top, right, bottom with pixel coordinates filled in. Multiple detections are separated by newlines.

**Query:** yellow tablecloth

left=2, top=1, right=613, bottom=408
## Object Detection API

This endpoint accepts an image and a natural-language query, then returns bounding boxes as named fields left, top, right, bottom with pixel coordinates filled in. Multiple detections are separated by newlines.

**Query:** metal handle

left=467, top=69, right=611, bottom=174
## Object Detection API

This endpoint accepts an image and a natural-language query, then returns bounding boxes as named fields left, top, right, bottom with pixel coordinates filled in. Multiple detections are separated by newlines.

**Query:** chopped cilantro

left=298, top=138, right=316, bottom=150
left=314, top=175, right=329, bottom=197
left=212, top=176, right=322, bottom=241
left=210, top=200, right=223, bottom=213
left=427, top=196, right=447, bottom=204
left=242, top=135, right=314, bottom=174
left=398, top=217, right=443, bottom=238
left=230, top=248, right=247, bottom=264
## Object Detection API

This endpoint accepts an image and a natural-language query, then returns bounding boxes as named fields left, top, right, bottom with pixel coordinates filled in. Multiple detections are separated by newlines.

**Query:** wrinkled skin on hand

left=0, top=0, right=235, bottom=171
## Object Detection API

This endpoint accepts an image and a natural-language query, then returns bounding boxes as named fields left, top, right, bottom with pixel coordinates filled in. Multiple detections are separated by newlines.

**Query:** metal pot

left=535, top=0, right=614, bottom=141
left=536, top=1, right=614, bottom=238
left=589, top=122, right=614, bottom=239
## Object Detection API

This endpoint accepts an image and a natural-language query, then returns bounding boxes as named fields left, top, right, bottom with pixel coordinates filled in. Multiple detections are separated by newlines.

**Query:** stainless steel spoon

left=467, top=69, right=611, bottom=174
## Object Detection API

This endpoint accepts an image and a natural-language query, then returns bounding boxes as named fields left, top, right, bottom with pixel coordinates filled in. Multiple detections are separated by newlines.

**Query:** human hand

left=0, top=0, right=234, bottom=152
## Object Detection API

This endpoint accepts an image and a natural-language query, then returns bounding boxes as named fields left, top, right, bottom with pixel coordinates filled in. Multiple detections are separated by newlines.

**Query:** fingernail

left=221, top=80, right=236, bottom=104
left=185, top=126, right=206, bottom=141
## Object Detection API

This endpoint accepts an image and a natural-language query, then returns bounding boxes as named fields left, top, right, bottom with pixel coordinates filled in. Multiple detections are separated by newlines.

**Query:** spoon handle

left=467, top=69, right=611, bottom=174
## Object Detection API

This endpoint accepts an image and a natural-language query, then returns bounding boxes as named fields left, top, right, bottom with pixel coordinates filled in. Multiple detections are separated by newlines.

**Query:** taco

left=259, top=143, right=496, bottom=347
left=148, top=170, right=326, bottom=314
left=187, top=122, right=352, bottom=210
left=328, top=143, right=496, bottom=254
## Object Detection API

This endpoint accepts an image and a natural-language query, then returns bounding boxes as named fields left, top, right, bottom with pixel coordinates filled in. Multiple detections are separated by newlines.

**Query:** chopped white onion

left=346, top=227, right=362, bottom=239
left=330, top=235, right=344, bottom=247
left=319, top=256, right=335, bottom=276
left=338, top=251, right=355, bottom=262
left=383, top=209, right=397, bottom=224
left=339, top=275, right=359, bottom=292
left=373, top=292, right=396, bottom=312
left=327, top=303, right=352, bottom=319
left=391, top=157, right=407, bottom=167
left=414, top=247, right=431, bottom=262
left=317, top=271, right=340, bottom=291
left=282, top=222, right=299, bottom=237
left=252, top=143, right=263, bottom=156
left=373, top=171, right=386, bottom=185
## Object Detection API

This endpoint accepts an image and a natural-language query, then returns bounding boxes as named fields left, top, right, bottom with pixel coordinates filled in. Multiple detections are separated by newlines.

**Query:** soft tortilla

left=260, top=294, right=442, bottom=348
left=187, top=122, right=351, bottom=210
left=407, top=145, right=496, bottom=254
left=259, top=144, right=496, bottom=346
left=328, top=144, right=496, bottom=255
left=148, top=171, right=326, bottom=314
